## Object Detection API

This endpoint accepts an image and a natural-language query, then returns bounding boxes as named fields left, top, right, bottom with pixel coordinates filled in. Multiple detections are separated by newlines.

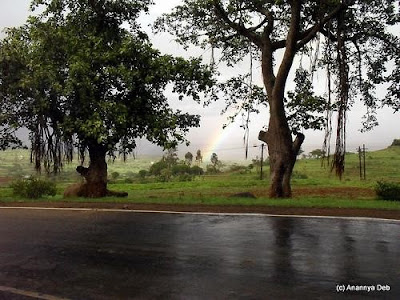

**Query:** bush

left=190, top=166, right=204, bottom=175
left=206, top=165, right=220, bottom=174
left=375, top=181, right=400, bottom=201
left=124, top=178, right=134, bottom=183
left=171, top=164, right=191, bottom=175
left=149, top=160, right=168, bottom=176
left=138, top=169, right=148, bottom=178
left=10, top=177, right=57, bottom=199
left=177, top=174, right=193, bottom=182
left=158, top=168, right=172, bottom=182
left=229, top=164, right=249, bottom=174
left=391, top=139, right=400, bottom=146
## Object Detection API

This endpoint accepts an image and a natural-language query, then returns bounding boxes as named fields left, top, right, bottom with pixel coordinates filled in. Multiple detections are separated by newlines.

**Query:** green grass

left=1, top=192, right=398, bottom=211
left=1, top=146, right=400, bottom=211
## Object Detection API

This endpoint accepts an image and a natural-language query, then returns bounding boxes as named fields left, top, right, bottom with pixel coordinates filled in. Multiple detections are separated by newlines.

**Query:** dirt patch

left=231, top=186, right=375, bottom=199
left=293, top=187, right=375, bottom=198
left=1, top=202, right=399, bottom=220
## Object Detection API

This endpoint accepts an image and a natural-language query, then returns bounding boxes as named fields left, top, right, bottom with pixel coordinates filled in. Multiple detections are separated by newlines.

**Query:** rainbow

left=202, top=124, right=239, bottom=162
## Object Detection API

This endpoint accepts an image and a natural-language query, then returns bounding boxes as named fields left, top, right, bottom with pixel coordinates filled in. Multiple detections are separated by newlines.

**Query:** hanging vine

left=322, top=20, right=334, bottom=168
left=29, top=116, right=74, bottom=174
left=332, top=9, right=349, bottom=179
left=243, top=42, right=253, bottom=159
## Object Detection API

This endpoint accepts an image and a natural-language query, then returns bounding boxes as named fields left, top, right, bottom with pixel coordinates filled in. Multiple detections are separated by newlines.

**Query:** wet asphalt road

left=0, top=208, right=399, bottom=300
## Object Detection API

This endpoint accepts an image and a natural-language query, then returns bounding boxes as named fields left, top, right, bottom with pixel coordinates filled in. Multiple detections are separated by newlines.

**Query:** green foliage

left=184, top=151, right=193, bottom=165
left=158, top=168, right=172, bottom=182
left=138, top=170, right=148, bottom=179
left=149, top=160, right=169, bottom=176
left=391, top=139, right=400, bottom=146
left=375, top=181, right=400, bottom=201
left=171, top=164, right=191, bottom=175
left=286, top=68, right=327, bottom=132
left=190, top=166, right=204, bottom=175
left=206, top=164, right=220, bottom=174
left=163, top=148, right=179, bottom=167
left=10, top=177, right=56, bottom=199
left=209, top=152, right=223, bottom=173
left=0, top=128, right=25, bottom=151
left=229, top=164, right=249, bottom=174
left=0, top=0, right=214, bottom=173
left=124, top=177, right=134, bottom=184
left=177, top=174, right=193, bottom=182
left=157, top=0, right=400, bottom=182
left=309, top=149, right=325, bottom=158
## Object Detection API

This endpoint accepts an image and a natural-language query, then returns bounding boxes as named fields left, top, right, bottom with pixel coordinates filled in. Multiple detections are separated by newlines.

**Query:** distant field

left=0, top=146, right=399, bottom=211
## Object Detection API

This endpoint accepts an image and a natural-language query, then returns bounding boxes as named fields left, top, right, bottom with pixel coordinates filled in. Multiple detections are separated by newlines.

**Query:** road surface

left=0, top=208, right=399, bottom=299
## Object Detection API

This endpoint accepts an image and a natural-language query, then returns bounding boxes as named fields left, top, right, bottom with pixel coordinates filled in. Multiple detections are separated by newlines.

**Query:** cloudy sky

left=1, top=0, right=399, bottom=162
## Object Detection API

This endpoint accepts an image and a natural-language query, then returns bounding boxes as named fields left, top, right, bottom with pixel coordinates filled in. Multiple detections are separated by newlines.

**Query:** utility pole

left=358, top=146, right=362, bottom=180
left=260, top=144, right=265, bottom=180
left=363, top=144, right=366, bottom=180
left=358, top=144, right=367, bottom=180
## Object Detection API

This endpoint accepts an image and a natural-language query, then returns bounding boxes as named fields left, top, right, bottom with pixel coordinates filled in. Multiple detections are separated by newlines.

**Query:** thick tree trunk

left=258, top=2, right=303, bottom=198
left=64, top=143, right=128, bottom=198
left=259, top=127, right=304, bottom=198
left=80, top=144, right=108, bottom=198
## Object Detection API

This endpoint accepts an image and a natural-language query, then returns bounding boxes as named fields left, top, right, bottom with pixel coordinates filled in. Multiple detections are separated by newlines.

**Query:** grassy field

left=0, top=146, right=399, bottom=210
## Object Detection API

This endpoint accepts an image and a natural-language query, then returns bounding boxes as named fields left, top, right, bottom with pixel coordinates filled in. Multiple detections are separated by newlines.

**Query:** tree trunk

left=80, top=144, right=108, bottom=198
left=259, top=127, right=304, bottom=198
left=258, top=3, right=304, bottom=198
left=67, top=143, right=128, bottom=198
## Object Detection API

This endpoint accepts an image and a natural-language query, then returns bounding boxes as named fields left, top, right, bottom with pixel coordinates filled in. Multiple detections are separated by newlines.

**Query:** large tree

left=0, top=0, right=214, bottom=197
left=156, top=0, right=400, bottom=197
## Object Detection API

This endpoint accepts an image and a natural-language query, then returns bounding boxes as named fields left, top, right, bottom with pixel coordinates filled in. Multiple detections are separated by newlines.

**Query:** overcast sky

left=1, top=0, right=399, bottom=161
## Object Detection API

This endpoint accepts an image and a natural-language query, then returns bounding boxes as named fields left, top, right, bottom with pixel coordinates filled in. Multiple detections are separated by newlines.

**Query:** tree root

left=64, top=183, right=128, bottom=198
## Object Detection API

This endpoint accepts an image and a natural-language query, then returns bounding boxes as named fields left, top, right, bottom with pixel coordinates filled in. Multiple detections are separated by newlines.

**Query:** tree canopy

left=0, top=0, right=214, bottom=174
left=157, top=0, right=400, bottom=196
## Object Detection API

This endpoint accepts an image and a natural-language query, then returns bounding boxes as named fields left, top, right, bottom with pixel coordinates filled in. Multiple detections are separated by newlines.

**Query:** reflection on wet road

left=0, top=208, right=399, bottom=299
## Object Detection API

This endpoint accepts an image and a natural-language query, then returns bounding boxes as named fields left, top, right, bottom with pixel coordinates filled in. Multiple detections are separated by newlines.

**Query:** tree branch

left=292, top=132, right=305, bottom=155
left=270, top=2, right=347, bottom=50
left=274, top=0, right=301, bottom=95
left=296, top=3, right=348, bottom=50
left=212, top=0, right=262, bottom=47
left=253, top=4, right=274, bottom=41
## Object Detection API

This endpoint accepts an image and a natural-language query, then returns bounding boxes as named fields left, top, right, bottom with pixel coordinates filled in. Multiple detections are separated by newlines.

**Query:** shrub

left=177, top=174, right=193, bottom=182
left=391, top=139, right=400, bottom=146
left=190, top=166, right=204, bottom=175
left=138, top=169, right=148, bottom=178
left=229, top=164, right=248, bottom=173
left=124, top=178, right=134, bottom=183
left=149, top=160, right=168, bottom=176
left=375, top=181, right=400, bottom=201
left=10, top=177, right=57, bottom=199
left=171, top=164, right=191, bottom=175
left=158, top=168, right=172, bottom=182
left=206, top=165, right=219, bottom=174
